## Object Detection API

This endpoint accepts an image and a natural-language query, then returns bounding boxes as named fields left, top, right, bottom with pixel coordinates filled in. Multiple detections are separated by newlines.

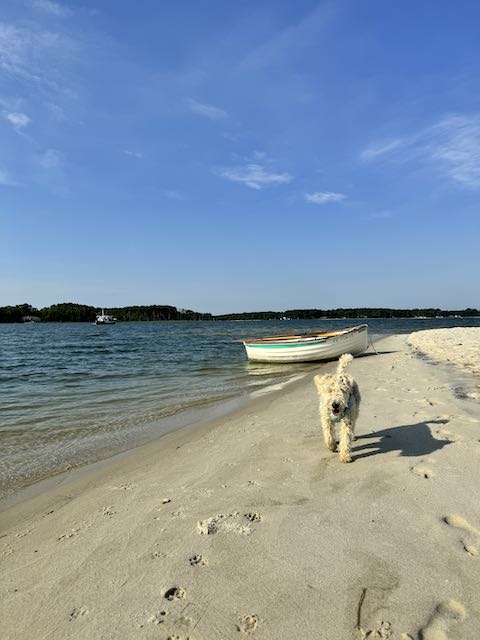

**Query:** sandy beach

left=1, top=331, right=479, bottom=640
left=408, top=328, right=480, bottom=399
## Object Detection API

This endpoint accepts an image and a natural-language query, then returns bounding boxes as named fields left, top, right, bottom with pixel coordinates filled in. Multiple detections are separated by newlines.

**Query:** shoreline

left=2, top=336, right=390, bottom=514
left=0, top=356, right=321, bottom=505
left=2, top=332, right=480, bottom=639
left=2, top=332, right=399, bottom=517
left=0, top=355, right=336, bottom=521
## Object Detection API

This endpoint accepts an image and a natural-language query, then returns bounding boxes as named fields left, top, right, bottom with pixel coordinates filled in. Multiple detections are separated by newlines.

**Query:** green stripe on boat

left=248, top=341, right=327, bottom=349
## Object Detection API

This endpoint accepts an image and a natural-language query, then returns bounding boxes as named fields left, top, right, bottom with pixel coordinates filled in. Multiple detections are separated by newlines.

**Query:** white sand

left=1, top=333, right=480, bottom=639
left=408, top=328, right=480, bottom=398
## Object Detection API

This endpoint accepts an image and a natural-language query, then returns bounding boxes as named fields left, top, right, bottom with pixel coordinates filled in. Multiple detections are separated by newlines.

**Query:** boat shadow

left=357, top=350, right=399, bottom=358
left=353, top=419, right=452, bottom=460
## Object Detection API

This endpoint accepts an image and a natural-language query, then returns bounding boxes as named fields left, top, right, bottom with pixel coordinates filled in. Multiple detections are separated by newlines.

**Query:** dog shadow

left=353, top=419, right=452, bottom=460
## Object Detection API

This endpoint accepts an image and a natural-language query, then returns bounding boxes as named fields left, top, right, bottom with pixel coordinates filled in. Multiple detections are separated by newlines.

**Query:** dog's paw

left=339, top=453, right=352, bottom=463
left=327, top=441, right=338, bottom=452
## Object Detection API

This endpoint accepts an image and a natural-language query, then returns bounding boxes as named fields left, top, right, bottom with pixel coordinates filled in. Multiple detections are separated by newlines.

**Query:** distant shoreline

left=1, top=302, right=479, bottom=323
left=5, top=315, right=480, bottom=324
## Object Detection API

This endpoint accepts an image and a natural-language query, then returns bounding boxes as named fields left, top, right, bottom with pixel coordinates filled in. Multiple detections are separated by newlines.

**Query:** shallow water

left=1, top=317, right=479, bottom=494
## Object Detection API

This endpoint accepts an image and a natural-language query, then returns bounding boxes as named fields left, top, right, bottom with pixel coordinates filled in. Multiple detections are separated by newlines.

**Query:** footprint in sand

left=359, top=619, right=393, bottom=639
left=443, top=515, right=479, bottom=556
left=435, top=428, right=462, bottom=443
left=101, top=506, right=116, bottom=517
left=244, top=512, right=262, bottom=522
left=69, top=606, right=88, bottom=621
left=411, top=461, right=435, bottom=479
left=418, top=398, right=435, bottom=406
left=148, top=610, right=168, bottom=625
left=164, top=587, right=186, bottom=601
left=112, top=482, right=137, bottom=491
left=419, top=599, right=466, bottom=640
left=57, top=521, right=91, bottom=541
left=189, top=554, right=207, bottom=566
left=237, top=614, right=259, bottom=633
left=197, top=512, right=257, bottom=536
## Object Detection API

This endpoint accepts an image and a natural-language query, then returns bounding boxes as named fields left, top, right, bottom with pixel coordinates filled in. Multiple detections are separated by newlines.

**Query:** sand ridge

left=1, top=333, right=480, bottom=639
left=407, top=327, right=480, bottom=399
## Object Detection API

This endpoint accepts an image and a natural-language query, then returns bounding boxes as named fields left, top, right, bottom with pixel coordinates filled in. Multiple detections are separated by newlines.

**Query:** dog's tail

left=336, top=353, right=353, bottom=375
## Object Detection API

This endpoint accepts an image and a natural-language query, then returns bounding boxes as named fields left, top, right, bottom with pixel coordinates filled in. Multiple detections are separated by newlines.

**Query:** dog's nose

left=332, top=402, right=340, bottom=410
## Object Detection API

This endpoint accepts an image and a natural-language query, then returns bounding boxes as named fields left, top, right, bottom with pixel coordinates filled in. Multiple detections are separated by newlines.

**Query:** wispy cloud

left=305, top=191, right=346, bottom=204
left=38, top=148, right=63, bottom=168
left=187, top=99, right=228, bottom=120
left=361, top=113, right=480, bottom=189
left=220, top=131, right=239, bottom=143
left=0, top=169, right=17, bottom=186
left=360, top=138, right=408, bottom=162
left=45, top=101, right=67, bottom=121
left=239, top=3, right=334, bottom=72
left=369, top=210, right=393, bottom=219
left=160, top=189, right=185, bottom=200
left=0, top=21, right=76, bottom=91
left=430, top=115, right=480, bottom=189
left=216, top=163, right=293, bottom=190
left=3, top=111, right=31, bottom=129
left=31, top=0, right=72, bottom=17
left=123, top=149, right=143, bottom=159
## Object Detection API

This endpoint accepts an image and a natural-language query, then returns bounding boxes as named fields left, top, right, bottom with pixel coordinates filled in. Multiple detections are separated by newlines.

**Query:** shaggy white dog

left=314, top=353, right=361, bottom=463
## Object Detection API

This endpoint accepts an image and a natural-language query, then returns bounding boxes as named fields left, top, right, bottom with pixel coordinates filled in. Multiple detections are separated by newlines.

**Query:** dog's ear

left=314, top=375, right=331, bottom=393
left=314, top=375, right=324, bottom=392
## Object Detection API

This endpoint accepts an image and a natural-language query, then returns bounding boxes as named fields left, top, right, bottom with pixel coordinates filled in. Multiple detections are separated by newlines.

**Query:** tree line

left=215, top=308, right=480, bottom=320
left=0, top=303, right=212, bottom=323
left=1, top=303, right=479, bottom=323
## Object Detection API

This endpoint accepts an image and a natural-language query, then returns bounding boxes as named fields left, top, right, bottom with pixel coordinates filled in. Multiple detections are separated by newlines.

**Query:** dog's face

left=316, top=373, right=351, bottom=419
left=330, top=375, right=352, bottom=418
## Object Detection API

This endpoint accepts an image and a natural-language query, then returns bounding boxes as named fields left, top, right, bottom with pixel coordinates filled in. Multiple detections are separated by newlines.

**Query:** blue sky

left=1, top=0, right=479, bottom=313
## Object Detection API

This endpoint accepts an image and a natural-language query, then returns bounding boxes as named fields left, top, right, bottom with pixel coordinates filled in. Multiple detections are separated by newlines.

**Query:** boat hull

left=243, top=325, right=368, bottom=363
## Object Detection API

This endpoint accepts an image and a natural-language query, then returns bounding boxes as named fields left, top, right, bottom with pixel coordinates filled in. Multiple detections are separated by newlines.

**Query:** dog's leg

left=338, top=418, right=354, bottom=463
left=320, top=405, right=337, bottom=452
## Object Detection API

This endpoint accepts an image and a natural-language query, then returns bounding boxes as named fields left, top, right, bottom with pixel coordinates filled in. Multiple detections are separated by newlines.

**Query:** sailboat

left=95, top=309, right=117, bottom=325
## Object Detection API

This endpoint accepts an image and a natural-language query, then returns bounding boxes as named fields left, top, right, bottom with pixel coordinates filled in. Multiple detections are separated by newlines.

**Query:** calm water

left=1, top=317, right=479, bottom=495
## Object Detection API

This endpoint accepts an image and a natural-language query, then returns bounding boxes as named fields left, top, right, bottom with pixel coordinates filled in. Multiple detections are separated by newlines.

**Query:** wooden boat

left=243, top=324, right=368, bottom=363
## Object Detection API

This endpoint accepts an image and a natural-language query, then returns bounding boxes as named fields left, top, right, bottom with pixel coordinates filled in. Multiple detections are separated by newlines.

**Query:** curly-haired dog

left=314, top=353, right=360, bottom=463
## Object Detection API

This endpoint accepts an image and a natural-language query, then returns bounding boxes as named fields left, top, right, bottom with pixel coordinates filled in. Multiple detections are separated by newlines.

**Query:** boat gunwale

left=243, top=324, right=368, bottom=346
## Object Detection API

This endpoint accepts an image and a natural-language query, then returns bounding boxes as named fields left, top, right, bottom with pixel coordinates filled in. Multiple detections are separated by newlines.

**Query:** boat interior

left=243, top=324, right=367, bottom=344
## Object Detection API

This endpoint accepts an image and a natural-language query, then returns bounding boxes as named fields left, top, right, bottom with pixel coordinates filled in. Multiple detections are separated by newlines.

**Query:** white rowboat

left=243, top=324, right=368, bottom=363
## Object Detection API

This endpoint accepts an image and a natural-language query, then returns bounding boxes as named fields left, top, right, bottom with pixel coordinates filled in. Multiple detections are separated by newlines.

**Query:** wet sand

left=1, top=332, right=479, bottom=639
